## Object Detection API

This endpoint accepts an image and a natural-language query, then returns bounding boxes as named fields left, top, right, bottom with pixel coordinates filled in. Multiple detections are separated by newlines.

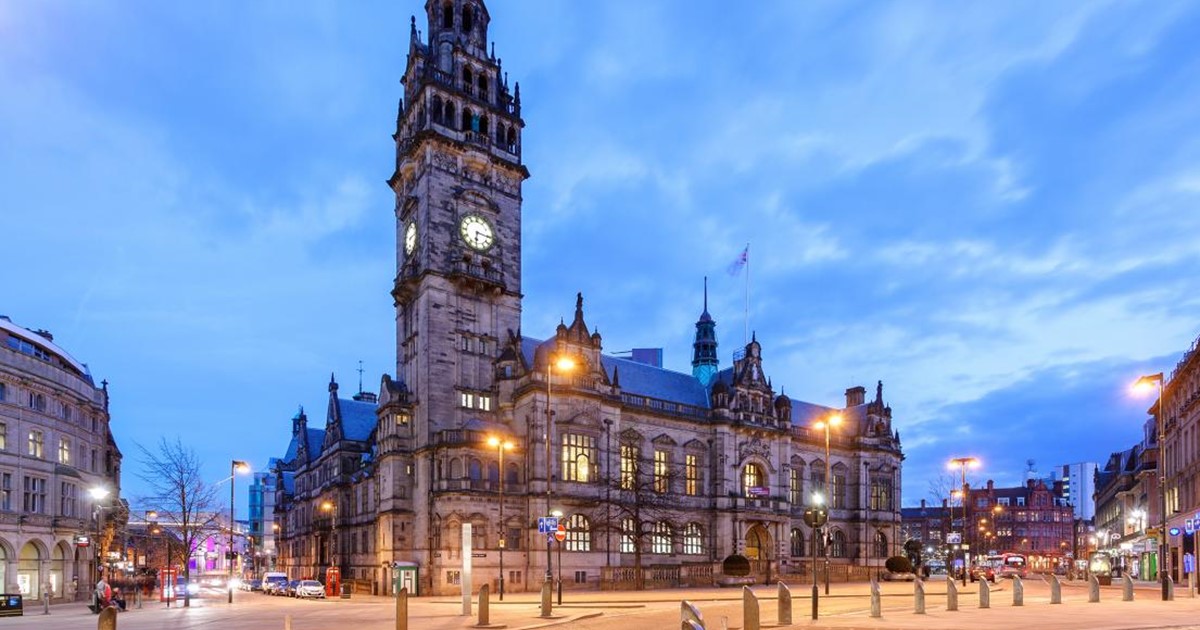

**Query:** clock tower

left=389, top=0, right=528, bottom=446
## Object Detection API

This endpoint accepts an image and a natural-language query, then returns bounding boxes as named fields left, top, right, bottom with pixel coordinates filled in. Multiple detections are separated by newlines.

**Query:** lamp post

left=1134, top=372, right=1169, bottom=601
left=88, top=486, right=111, bottom=590
left=544, top=354, right=575, bottom=591
left=147, top=510, right=171, bottom=608
left=487, top=436, right=514, bottom=600
left=228, top=460, right=250, bottom=604
left=948, top=457, right=979, bottom=586
left=813, top=412, right=842, bottom=595
left=321, top=499, right=337, bottom=583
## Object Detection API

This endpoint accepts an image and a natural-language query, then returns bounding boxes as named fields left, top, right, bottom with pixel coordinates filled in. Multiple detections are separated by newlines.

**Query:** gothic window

left=620, top=444, right=638, bottom=490
left=462, top=108, right=473, bottom=131
left=683, top=523, right=703, bottom=554
left=652, top=522, right=672, bottom=554
left=505, top=462, right=519, bottom=485
left=809, top=465, right=825, bottom=500
left=876, top=532, right=888, bottom=557
left=432, top=96, right=443, bottom=124
left=565, top=514, right=590, bottom=552
left=741, top=463, right=765, bottom=498
left=445, top=101, right=455, bottom=127
left=506, top=127, right=516, bottom=147
left=561, top=433, right=596, bottom=483
left=462, top=5, right=474, bottom=32
left=468, top=458, right=482, bottom=488
left=830, top=530, right=847, bottom=558
left=620, top=517, right=635, bottom=553
left=653, top=449, right=669, bottom=493
left=477, top=75, right=487, bottom=100
left=790, top=528, right=805, bottom=557
left=831, top=466, right=846, bottom=509
left=685, top=454, right=699, bottom=496
left=870, top=476, right=893, bottom=511
left=463, top=68, right=473, bottom=95
left=789, top=467, right=803, bottom=504
left=479, top=115, right=489, bottom=136
left=442, top=2, right=453, bottom=29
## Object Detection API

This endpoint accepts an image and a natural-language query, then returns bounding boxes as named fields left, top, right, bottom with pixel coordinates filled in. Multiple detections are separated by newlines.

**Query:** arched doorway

left=744, top=524, right=772, bottom=560
left=0, top=541, right=8, bottom=592
left=19, top=541, right=43, bottom=598
left=51, top=542, right=70, bottom=599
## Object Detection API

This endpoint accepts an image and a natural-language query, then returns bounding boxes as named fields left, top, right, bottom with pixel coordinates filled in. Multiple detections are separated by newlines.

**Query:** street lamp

left=146, top=510, right=171, bottom=608
left=487, top=435, right=514, bottom=601
left=1133, top=372, right=1169, bottom=601
left=948, top=456, right=979, bottom=586
left=544, top=353, right=575, bottom=596
left=813, top=412, right=842, bottom=595
left=229, top=460, right=250, bottom=604
left=321, top=499, right=337, bottom=583
left=89, top=486, right=112, bottom=587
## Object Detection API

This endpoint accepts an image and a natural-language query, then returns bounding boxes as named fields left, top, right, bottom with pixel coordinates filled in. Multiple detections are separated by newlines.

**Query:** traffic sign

left=538, top=516, right=559, bottom=534
left=555, top=524, right=566, bottom=542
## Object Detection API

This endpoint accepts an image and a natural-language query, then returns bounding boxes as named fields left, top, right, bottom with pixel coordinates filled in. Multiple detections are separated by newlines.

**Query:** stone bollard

left=1012, top=576, right=1023, bottom=606
left=136, top=588, right=142, bottom=610
left=946, top=576, right=958, bottom=611
left=979, top=577, right=991, bottom=609
left=540, top=582, right=553, bottom=618
left=98, top=606, right=117, bottom=630
left=1089, top=576, right=1100, bottom=603
left=477, top=584, right=490, bottom=627
left=742, top=586, right=760, bottom=630
left=1122, top=574, right=1134, bottom=602
left=43, top=592, right=50, bottom=615
left=681, top=600, right=705, bottom=630
left=777, top=582, right=792, bottom=626
left=396, top=587, right=408, bottom=630
left=914, top=578, right=926, bottom=614
left=285, top=614, right=293, bottom=630
left=870, top=579, right=882, bottom=618
left=1049, top=574, right=1062, bottom=604
left=1190, top=572, right=1196, bottom=599
left=682, top=621, right=704, bottom=630
left=1168, top=576, right=1175, bottom=601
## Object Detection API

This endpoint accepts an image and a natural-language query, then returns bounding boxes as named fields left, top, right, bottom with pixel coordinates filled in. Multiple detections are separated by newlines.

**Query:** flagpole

left=744, top=243, right=750, bottom=347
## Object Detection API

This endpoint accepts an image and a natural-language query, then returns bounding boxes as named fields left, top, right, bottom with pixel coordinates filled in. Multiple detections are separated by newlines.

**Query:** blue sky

left=2, top=1, right=1199, bottom=512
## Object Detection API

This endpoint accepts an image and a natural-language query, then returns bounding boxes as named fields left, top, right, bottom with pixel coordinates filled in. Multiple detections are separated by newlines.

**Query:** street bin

left=0, top=594, right=23, bottom=618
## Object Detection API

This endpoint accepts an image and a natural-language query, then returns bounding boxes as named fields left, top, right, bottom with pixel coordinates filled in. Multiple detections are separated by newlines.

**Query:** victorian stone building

left=272, top=0, right=904, bottom=596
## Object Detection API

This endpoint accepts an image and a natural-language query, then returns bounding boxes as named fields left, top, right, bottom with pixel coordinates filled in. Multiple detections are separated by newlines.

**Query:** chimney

left=845, top=386, right=866, bottom=407
left=987, top=480, right=994, bottom=490
left=942, top=498, right=948, bottom=508
left=920, top=499, right=927, bottom=508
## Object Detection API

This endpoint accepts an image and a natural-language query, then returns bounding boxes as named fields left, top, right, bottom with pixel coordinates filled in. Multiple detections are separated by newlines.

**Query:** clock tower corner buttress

left=389, top=0, right=527, bottom=442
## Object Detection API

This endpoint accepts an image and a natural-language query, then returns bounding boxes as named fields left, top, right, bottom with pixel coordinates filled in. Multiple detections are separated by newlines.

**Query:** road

left=12, top=577, right=1200, bottom=630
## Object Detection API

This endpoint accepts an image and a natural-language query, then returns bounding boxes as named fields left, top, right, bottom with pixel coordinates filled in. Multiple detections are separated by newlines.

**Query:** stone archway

left=19, top=541, right=44, bottom=599
left=0, top=537, right=10, bottom=592
left=744, top=524, right=772, bottom=561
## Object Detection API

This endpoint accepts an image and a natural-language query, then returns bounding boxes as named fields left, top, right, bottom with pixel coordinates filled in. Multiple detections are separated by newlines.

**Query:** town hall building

left=272, top=0, right=905, bottom=596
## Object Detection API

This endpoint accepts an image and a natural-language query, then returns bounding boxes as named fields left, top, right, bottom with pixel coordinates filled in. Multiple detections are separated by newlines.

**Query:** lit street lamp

left=813, top=412, right=842, bottom=595
left=89, top=486, right=112, bottom=585
left=948, top=456, right=980, bottom=586
left=487, top=435, right=514, bottom=601
left=1133, top=371, right=1168, bottom=601
left=544, top=353, right=575, bottom=607
left=229, top=460, right=250, bottom=604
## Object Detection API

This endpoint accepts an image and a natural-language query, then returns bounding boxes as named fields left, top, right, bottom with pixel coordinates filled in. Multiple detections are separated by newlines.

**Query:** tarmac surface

left=11, top=576, right=1200, bottom=630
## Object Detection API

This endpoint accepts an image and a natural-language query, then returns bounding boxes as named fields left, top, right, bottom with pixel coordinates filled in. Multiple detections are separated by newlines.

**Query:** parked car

left=261, top=572, right=288, bottom=595
left=969, top=564, right=996, bottom=583
left=285, top=580, right=301, bottom=597
left=295, top=580, right=326, bottom=599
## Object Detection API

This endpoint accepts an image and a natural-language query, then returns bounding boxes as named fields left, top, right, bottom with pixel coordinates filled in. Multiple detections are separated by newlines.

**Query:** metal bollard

left=1123, top=574, right=1134, bottom=602
left=914, top=578, right=925, bottom=614
left=681, top=600, right=705, bottom=630
left=946, top=577, right=958, bottom=611
left=811, top=583, right=819, bottom=620
left=979, top=578, right=990, bottom=609
left=1167, top=575, right=1175, bottom=601
left=742, top=586, right=759, bottom=630
left=43, top=592, right=50, bottom=615
left=1012, top=576, right=1023, bottom=606
left=1049, top=574, right=1062, bottom=604
left=777, top=582, right=791, bottom=626
left=869, top=579, right=881, bottom=618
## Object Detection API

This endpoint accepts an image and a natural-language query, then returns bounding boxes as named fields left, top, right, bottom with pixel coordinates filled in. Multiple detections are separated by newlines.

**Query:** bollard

left=811, top=583, right=819, bottom=620
left=979, top=578, right=990, bottom=609
left=914, top=578, right=926, bottom=614
left=1089, top=576, right=1100, bottom=603
left=477, top=583, right=490, bottom=627
left=946, top=577, right=958, bottom=611
left=777, top=582, right=791, bottom=626
left=98, top=606, right=117, bottom=630
left=742, top=586, right=760, bottom=630
left=681, top=600, right=705, bottom=630
left=136, top=588, right=142, bottom=610
left=285, top=614, right=293, bottom=630
left=1049, top=574, right=1062, bottom=604
left=1190, top=572, right=1196, bottom=599
left=870, top=579, right=881, bottom=618
left=396, top=587, right=408, bottom=630
left=1122, top=574, right=1134, bottom=602
left=682, top=621, right=704, bottom=630
left=1167, top=575, right=1175, bottom=601
left=540, top=582, right=553, bottom=618
left=43, top=592, right=50, bottom=615
left=1012, top=576, right=1023, bottom=606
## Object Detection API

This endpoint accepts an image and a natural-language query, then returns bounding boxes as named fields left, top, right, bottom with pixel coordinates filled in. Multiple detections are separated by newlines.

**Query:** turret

left=691, top=277, right=719, bottom=388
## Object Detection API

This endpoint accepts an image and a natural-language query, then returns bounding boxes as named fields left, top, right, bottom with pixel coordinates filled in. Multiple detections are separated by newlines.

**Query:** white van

left=261, top=572, right=288, bottom=594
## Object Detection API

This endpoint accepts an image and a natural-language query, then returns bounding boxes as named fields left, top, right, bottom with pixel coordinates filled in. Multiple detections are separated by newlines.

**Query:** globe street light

left=813, top=412, right=842, bottom=595
left=1133, top=372, right=1169, bottom=601
left=544, top=353, right=575, bottom=600
left=948, top=456, right=979, bottom=586
left=229, top=460, right=250, bottom=604
left=487, top=435, right=514, bottom=600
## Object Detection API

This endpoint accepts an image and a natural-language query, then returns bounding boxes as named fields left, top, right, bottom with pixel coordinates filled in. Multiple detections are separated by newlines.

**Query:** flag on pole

left=726, top=245, right=749, bottom=276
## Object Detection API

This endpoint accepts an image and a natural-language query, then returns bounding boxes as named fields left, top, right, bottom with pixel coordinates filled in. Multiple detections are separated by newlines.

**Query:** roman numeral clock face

left=459, top=215, right=494, bottom=251
left=404, top=221, right=416, bottom=256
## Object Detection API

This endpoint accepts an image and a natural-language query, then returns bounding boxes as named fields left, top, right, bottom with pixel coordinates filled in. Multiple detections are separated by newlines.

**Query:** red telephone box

left=159, top=568, right=177, bottom=603
left=325, top=567, right=341, bottom=597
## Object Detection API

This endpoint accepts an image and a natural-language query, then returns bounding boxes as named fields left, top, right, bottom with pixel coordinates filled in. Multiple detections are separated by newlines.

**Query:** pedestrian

left=93, top=575, right=111, bottom=613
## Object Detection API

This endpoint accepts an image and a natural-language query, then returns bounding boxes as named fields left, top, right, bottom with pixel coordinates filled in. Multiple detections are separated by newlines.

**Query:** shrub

left=885, top=555, right=913, bottom=574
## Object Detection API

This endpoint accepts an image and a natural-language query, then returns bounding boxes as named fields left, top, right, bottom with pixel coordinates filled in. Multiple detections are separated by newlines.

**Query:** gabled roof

left=279, top=471, right=295, bottom=494
left=305, top=428, right=325, bottom=459
left=337, top=398, right=378, bottom=442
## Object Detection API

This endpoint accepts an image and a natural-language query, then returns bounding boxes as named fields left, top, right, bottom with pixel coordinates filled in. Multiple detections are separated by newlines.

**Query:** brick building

left=967, top=479, right=1074, bottom=571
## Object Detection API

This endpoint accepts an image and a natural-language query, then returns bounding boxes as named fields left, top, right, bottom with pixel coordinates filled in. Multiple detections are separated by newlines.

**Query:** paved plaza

left=10, top=577, right=1200, bottom=630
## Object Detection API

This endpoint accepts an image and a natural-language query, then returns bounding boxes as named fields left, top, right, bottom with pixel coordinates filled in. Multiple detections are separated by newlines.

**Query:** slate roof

left=280, top=471, right=295, bottom=494
left=338, top=398, right=378, bottom=441
left=305, top=428, right=325, bottom=458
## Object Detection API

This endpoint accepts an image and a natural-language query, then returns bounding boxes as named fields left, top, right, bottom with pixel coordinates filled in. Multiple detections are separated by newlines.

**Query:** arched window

left=790, top=528, right=805, bottom=557
left=831, top=463, right=847, bottom=508
left=504, top=462, right=519, bottom=485
left=620, top=518, right=635, bottom=553
left=442, top=2, right=453, bottom=29
left=462, top=5, right=474, bottom=32
left=449, top=457, right=462, bottom=480
left=683, top=523, right=703, bottom=555
left=468, top=458, right=482, bottom=488
left=652, top=522, right=672, bottom=554
left=432, top=96, right=443, bottom=124
left=741, top=463, right=765, bottom=497
left=463, top=68, right=473, bottom=95
left=479, top=115, right=489, bottom=136
left=875, top=531, right=888, bottom=558
left=487, top=461, right=499, bottom=487
left=477, top=75, right=487, bottom=99
left=506, top=127, right=517, bottom=148
left=830, top=530, right=847, bottom=558
left=462, top=108, right=473, bottom=131
left=444, top=101, right=455, bottom=127
left=565, top=514, right=590, bottom=552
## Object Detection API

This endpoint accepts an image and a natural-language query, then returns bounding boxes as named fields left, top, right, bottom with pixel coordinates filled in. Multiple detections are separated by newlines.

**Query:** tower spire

left=692, top=277, right=719, bottom=388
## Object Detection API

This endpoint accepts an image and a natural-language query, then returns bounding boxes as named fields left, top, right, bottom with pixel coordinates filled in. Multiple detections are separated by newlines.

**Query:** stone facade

left=0, top=315, right=122, bottom=601
left=272, top=0, right=904, bottom=596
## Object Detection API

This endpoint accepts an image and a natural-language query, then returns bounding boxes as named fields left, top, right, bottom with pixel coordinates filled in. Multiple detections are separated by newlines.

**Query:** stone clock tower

left=389, top=0, right=527, bottom=439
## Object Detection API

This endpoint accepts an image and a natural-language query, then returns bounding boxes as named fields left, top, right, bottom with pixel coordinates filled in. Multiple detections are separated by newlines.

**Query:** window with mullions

left=683, top=523, right=703, bottom=554
left=653, top=450, right=669, bottom=494
left=809, top=468, right=825, bottom=495
left=831, top=472, right=846, bottom=509
left=561, top=433, right=596, bottom=483
left=870, top=476, right=893, bottom=511
left=741, top=463, right=765, bottom=497
left=620, top=444, right=639, bottom=490
left=564, top=514, right=590, bottom=552
left=620, top=517, right=635, bottom=553
left=830, top=530, right=847, bottom=558
left=685, top=454, right=699, bottom=496
left=23, top=476, right=47, bottom=514
left=28, top=429, right=44, bottom=459
left=1, top=473, right=11, bottom=510
left=790, top=528, right=805, bottom=557
left=652, top=522, right=672, bottom=554
left=790, top=468, right=803, bottom=504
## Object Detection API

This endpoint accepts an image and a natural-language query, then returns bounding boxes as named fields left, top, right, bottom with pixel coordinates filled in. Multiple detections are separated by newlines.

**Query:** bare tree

left=137, top=438, right=221, bottom=607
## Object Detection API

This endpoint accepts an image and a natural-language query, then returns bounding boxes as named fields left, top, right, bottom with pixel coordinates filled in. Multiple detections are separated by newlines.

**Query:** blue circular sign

left=1169, top=527, right=1181, bottom=536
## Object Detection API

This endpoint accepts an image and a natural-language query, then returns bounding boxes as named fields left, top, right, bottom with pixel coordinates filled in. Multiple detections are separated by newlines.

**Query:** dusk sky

left=2, top=1, right=1199, bottom=513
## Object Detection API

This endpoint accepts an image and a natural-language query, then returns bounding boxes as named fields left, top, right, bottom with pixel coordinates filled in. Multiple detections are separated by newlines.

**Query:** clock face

left=404, top=221, right=417, bottom=256
left=459, top=215, right=494, bottom=251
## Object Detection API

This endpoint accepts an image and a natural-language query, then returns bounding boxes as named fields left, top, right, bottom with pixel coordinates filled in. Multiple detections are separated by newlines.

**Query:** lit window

left=477, top=396, right=491, bottom=411
left=565, top=514, right=590, bottom=552
left=830, top=530, right=847, bottom=558
left=790, top=528, right=805, bottom=557
left=58, top=438, right=70, bottom=464
left=653, top=450, right=669, bottom=494
left=683, top=523, right=703, bottom=555
left=28, top=429, right=44, bottom=458
left=620, top=445, right=638, bottom=490
left=685, top=454, right=699, bottom=496
left=652, top=522, right=672, bottom=554
left=620, top=518, right=635, bottom=553
left=0, top=422, right=6, bottom=450
left=790, top=468, right=803, bottom=504
left=742, top=463, right=765, bottom=498
left=460, top=392, right=473, bottom=408
left=561, top=433, right=596, bottom=483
